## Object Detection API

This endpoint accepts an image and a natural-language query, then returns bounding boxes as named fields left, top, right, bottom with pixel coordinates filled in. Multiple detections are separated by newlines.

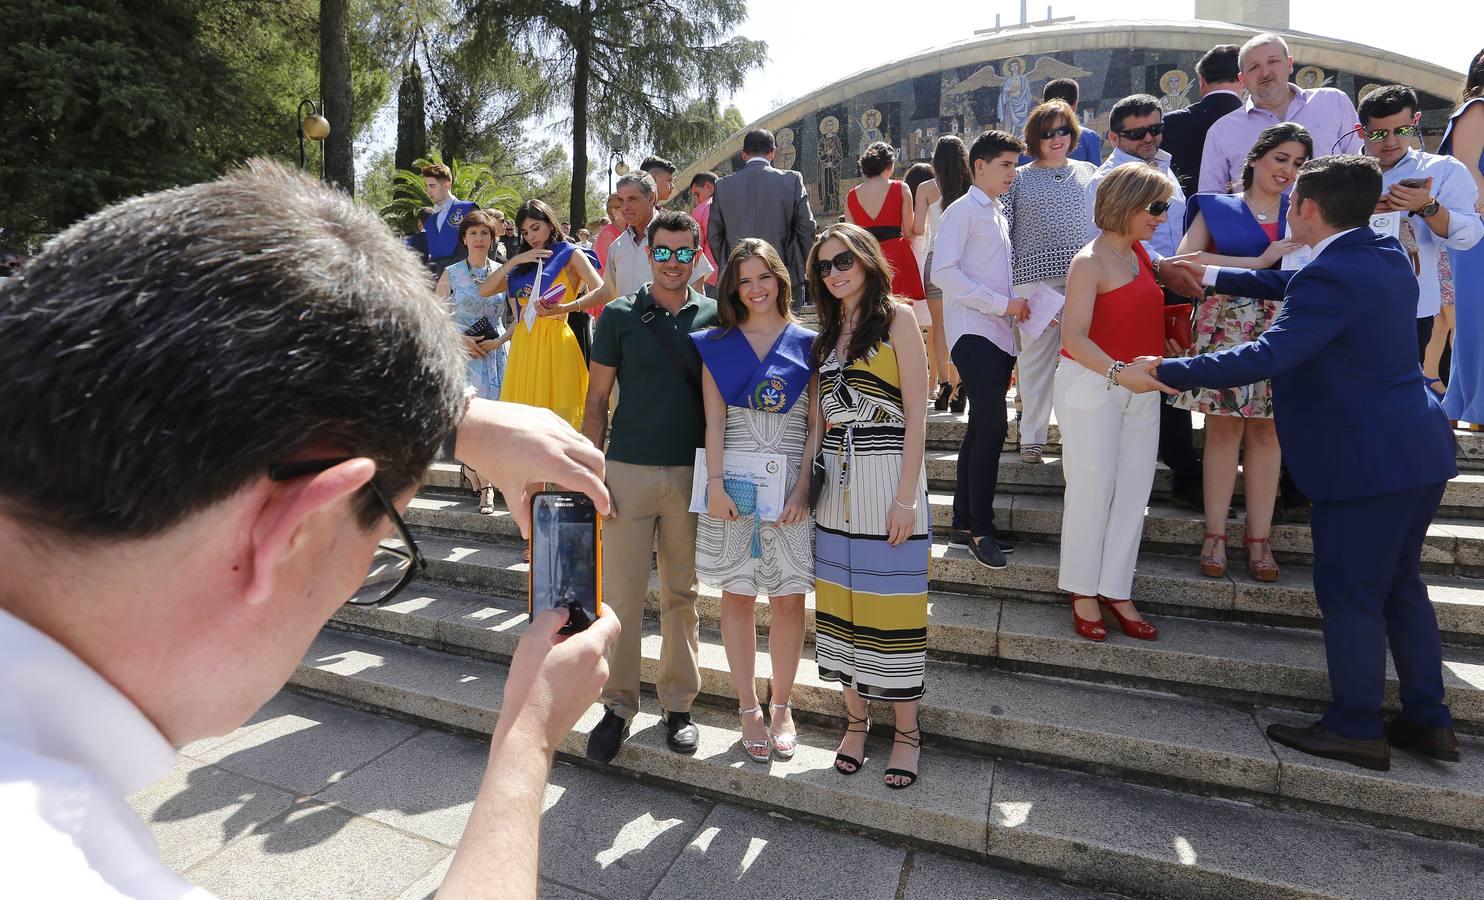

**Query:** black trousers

left=568, top=310, right=592, bottom=365
left=1158, top=400, right=1203, bottom=496
left=1418, top=315, right=1435, bottom=366
left=950, top=335, right=1015, bottom=539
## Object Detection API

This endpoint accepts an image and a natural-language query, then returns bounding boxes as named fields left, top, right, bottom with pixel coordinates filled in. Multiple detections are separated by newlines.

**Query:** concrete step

left=293, top=627, right=1484, bottom=900
left=922, top=450, right=1484, bottom=518
left=396, top=532, right=1484, bottom=725
left=404, top=499, right=1484, bottom=641
left=328, top=582, right=1484, bottom=840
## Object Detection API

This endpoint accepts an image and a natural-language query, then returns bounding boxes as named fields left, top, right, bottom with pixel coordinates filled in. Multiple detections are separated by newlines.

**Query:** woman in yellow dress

left=478, top=199, right=601, bottom=428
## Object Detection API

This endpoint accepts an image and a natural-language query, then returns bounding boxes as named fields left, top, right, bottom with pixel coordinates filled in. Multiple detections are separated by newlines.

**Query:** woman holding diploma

left=477, top=199, right=602, bottom=428
left=808, top=223, right=930, bottom=789
left=693, top=239, right=819, bottom=764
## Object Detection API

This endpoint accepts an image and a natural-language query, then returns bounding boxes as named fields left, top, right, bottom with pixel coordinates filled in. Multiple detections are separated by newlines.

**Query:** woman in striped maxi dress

left=806, top=223, right=931, bottom=789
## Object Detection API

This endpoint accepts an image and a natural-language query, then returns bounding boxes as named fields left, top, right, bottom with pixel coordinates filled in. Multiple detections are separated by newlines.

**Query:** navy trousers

left=1310, top=481, right=1452, bottom=739
left=950, top=335, right=1015, bottom=540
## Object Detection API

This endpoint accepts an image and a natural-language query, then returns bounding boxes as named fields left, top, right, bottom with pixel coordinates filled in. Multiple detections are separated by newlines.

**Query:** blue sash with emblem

left=691, top=322, right=816, bottom=414
left=1186, top=192, right=1288, bottom=261
left=426, top=200, right=479, bottom=260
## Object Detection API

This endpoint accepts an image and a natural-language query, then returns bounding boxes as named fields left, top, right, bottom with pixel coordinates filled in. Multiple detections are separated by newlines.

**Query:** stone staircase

left=292, top=407, right=1484, bottom=899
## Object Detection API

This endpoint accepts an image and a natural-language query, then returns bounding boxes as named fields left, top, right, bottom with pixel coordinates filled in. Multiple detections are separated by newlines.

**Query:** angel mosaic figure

left=947, top=55, right=1091, bottom=138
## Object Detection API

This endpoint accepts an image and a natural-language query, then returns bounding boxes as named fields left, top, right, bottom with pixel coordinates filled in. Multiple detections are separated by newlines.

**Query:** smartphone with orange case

left=528, top=491, right=603, bottom=634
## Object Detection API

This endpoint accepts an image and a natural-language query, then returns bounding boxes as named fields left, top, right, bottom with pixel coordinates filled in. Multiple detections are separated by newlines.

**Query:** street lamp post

left=607, top=151, right=630, bottom=195
left=298, top=100, right=332, bottom=178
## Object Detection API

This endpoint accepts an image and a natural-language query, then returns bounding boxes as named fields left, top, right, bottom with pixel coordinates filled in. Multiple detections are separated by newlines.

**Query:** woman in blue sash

left=693, top=239, right=819, bottom=764
left=1172, top=123, right=1311, bottom=583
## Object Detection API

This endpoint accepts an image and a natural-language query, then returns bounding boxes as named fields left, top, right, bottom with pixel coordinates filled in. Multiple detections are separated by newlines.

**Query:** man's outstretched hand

left=455, top=399, right=610, bottom=537
left=1158, top=254, right=1208, bottom=299
left=1118, top=357, right=1179, bottom=395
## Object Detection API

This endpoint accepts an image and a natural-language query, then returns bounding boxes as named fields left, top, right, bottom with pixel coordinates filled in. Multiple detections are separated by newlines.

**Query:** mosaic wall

left=718, top=48, right=1457, bottom=216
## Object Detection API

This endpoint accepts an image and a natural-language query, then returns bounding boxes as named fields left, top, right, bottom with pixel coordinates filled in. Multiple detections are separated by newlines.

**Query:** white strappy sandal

left=737, top=705, right=772, bottom=762
left=769, top=702, right=797, bottom=761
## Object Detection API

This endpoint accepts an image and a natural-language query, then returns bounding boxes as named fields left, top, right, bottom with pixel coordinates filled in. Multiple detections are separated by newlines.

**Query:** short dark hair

left=1197, top=45, right=1241, bottom=84
left=646, top=209, right=700, bottom=247
left=416, top=206, right=435, bottom=224
left=688, top=171, right=717, bottom=191
left=639, top=155, right=675, bottom=175
left=1358, top=84, right=1418, bottom=124
left=742, top=128, right=776, bottom=156
left=1293, top=154, right=1382, bottom=230
left=0, top=161, right=465, bottom=542
left=1042, top=77, right=1080, bottom=106
left=858, top=141, right=896, bottom=177
left=968, top=130, right=1025, bottom=167
left=1109, top=94, right=1162, bottom=133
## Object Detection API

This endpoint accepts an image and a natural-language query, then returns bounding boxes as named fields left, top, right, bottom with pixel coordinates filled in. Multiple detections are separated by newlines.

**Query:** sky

left=358, top=0, right=1482, bottom=176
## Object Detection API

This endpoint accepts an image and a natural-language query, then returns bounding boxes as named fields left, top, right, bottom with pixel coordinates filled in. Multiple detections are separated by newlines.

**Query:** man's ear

left=242, top=458, right=377, bottom=608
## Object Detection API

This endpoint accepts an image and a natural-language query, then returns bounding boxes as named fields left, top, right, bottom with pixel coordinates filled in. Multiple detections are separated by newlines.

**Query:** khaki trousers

left=600, top=461, right=701, bottom=719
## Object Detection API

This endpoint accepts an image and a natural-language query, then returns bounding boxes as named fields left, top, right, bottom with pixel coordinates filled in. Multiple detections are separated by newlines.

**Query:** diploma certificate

left=689, top=448, right=789, bottom=521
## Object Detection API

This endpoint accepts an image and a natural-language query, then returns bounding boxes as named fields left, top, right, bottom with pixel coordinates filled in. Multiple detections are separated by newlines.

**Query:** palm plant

left=381, top=152, right=520, bottom=233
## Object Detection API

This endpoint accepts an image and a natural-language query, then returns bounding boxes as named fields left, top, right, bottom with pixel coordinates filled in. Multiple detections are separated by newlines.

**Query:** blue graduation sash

left=1186, top=192, right=1288, bottom=261
left=507, top=241, right=595, bottom=311
left=691, top=322, right=816, bottom=414
left=426, top=201, right=478, bottom=259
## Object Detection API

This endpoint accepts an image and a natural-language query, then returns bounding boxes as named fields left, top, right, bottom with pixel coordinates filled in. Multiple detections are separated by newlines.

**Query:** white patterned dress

left=695, top=401, right=814, bottom=596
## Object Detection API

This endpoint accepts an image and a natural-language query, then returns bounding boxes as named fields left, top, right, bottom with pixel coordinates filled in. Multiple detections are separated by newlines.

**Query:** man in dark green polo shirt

left=581, top=209, right=720, bottom=763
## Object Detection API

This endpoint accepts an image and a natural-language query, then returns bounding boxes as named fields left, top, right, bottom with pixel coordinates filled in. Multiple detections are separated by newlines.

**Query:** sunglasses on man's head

left=1039, top=125, right=1074, bottom=141
left=1362, top=124, right=1420, bottom=142
left=1145, top=200, right=1172, bottom=217
left=651, top=246, right=698, bottom=264
left=1117, top=123, right=1165, bottom=141
left=813, top=250, right=857, bottom=278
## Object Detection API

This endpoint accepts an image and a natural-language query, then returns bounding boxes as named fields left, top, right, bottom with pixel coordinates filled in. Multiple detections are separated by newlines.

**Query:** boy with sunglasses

left=929, top=130, right=1029, bottom=569
left=1359, top=84, right=1483, bottom=362
left=582, top=209, right=720, bottom=763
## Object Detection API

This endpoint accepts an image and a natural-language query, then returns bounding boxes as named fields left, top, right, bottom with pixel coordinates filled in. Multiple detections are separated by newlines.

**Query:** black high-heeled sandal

left=884, top=726, right=920, bottom=789
left=834, top=712, right=870, bottom=775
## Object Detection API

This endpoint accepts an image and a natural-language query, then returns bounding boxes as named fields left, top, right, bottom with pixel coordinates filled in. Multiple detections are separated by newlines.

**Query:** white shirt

left=1379, top=148, right=1484, bottom=318
left=930, top=185, right=1017, bottom=356
left=604, top=217, right=714, bottom=300
left=434, top=194, right=461, bottom=231
left=1085, top=147, right=1188, bottom=259
left=0, top=610, right=208, bottom=899
left=1200, top=226, right=1364, bottom=286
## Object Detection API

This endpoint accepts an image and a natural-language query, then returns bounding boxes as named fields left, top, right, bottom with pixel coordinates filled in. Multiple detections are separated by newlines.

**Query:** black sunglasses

left=651, top=246, right=699, bottom=263
left=268, top=458, right=426, bottom=607
left=1145, top=200, right=1172, bottom=217
left=813, top=250, right=857, bottom=278
left=1040, top=125, right=1074, bottom=140
left=1117, top=123, right=1165, bottom=140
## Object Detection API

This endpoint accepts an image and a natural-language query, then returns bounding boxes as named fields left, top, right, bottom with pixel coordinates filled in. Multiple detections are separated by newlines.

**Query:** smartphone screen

left=529, top=492, right=602, bottom=634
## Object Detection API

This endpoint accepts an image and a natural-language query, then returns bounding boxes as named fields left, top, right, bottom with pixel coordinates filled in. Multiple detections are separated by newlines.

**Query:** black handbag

left=808, top=448, right=827, bottom=510
left=462, top=316, right=500, bottom=340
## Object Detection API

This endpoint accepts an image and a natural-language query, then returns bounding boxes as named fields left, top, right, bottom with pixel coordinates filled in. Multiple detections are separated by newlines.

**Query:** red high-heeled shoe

left=1099, top=597, right=1158, bottom=640
left=1070, top=595, right=1106, bottom=642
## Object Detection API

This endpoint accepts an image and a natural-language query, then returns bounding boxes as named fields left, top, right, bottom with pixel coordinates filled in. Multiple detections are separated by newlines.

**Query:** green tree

left=320, top=0, right=356, bottom=192
left=394, top=60, right=428, bottom=171
left=470, top=0, right=766, bottom=222
left=379, top=153, right=519, bottom=233
left=654, top=98, right=747, bottom=171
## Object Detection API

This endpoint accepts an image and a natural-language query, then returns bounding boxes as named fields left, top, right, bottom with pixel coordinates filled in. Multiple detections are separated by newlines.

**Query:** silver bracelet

left=893, top=497, right=918, bottom=511
left=1105, top=361, right=1126, bottom=391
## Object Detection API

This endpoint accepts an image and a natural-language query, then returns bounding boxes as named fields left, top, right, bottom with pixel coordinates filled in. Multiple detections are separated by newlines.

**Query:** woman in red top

left=844, top=142, right=925, bottom=300
left=1055, top=164, right=1174, bottom=643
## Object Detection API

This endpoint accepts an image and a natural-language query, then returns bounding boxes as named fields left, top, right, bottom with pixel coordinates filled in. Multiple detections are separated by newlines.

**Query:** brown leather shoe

left=1386, top=717, right=1462, bottom=762
left=1266, top=722, right=1390, bottom=771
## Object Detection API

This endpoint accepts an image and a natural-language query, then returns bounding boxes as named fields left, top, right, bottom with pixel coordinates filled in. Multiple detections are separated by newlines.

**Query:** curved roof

left=678, top=17, right=1465, bottom=184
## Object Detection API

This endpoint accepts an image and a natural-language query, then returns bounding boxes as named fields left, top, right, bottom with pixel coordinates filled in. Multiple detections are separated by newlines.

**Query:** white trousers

left=1053, top=359, right=1160, bottom=600
left=1013, top=279, right=1063, bottom=448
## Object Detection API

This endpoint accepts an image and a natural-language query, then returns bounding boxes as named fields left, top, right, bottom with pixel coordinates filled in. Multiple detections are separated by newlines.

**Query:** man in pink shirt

left=1198, top=33, right=1364, bottom=193
left=689, top=171, right=720, bottom=296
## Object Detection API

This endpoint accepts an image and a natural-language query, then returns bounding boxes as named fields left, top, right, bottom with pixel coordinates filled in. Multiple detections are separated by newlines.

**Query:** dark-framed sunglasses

left=1145, top=200, right=1172, bottom=217
left=651, top=246, right=699, bottom=264
left=813, top=250, right=857, bottom=278
left=1040, top=125, right=1074, bottom=140
left=268, top=458, right=426, bottom=607
left=1117, top=123, right=1165, bottom=140
left=1362, top=123, right=1420, bottom=142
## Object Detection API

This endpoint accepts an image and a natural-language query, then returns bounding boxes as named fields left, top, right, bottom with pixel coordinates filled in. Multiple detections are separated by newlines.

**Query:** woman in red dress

left=845, top=142, right=925, bottom=301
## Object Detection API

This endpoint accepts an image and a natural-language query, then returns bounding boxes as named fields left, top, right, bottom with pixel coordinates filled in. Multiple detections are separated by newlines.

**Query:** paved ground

left=130, top=691, right=1104, bottom=899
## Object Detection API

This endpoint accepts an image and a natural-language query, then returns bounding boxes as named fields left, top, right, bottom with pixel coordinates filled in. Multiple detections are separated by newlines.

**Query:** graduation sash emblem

left=692, top=322, right=816, bottom=414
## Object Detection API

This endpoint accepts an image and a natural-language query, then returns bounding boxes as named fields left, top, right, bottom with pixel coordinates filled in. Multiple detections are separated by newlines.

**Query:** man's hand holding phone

left=499, top=606, right=620, bottom=755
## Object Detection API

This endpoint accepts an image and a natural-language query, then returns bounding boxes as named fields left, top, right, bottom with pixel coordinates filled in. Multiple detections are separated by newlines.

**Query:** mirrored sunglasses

left=812, top=250, right=857, bottom=278
left=1363, top=124, right=1420, bottom=142
left=651, top=246, right=698, bottom=263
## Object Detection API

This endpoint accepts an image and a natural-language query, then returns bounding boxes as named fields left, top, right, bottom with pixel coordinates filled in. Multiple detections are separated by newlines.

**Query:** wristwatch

left=1418, top=198, right=1442, bottom=218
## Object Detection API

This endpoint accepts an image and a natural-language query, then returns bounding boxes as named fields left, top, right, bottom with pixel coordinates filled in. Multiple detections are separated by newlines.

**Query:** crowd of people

left=410, top=33, right=1484, bottom=781
left=5, top=31, right=1484, bottom=899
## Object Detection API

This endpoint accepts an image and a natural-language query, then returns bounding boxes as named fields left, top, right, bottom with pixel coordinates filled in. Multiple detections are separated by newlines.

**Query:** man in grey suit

left=708, top=128, right=818, bottom=304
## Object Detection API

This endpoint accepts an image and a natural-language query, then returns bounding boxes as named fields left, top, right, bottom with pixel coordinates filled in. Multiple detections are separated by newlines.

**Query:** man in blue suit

left=1127, top=155, right=1460, bottom=771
